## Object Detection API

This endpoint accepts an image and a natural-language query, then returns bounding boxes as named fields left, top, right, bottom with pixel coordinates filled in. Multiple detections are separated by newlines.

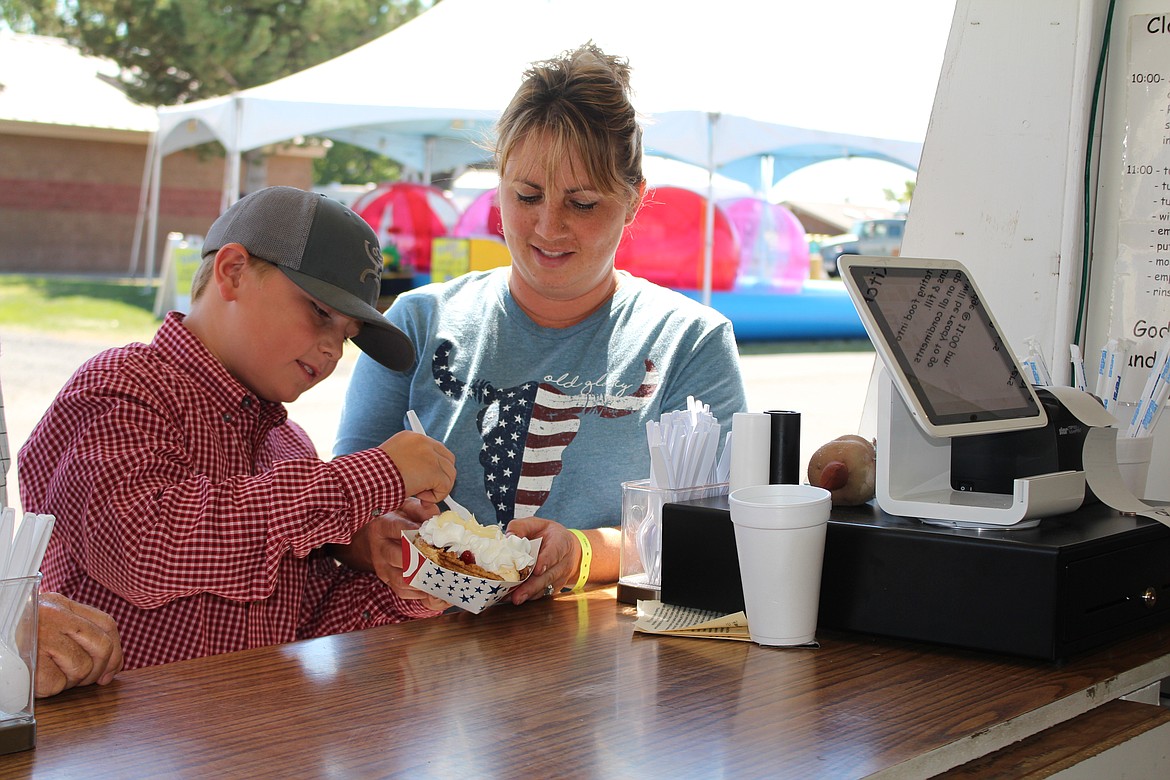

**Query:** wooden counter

left=6, top=587, right=1170, bottom=778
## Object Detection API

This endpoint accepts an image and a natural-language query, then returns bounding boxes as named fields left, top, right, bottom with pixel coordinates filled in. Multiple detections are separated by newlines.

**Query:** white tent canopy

left=141, top=0, right=955, bottom=292
left=645, top=111, right=925, bottom=190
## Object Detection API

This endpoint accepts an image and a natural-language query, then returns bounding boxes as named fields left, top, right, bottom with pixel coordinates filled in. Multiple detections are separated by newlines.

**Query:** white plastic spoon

left=0, top=508, right=25, bottom=713
left=0, top=508, right=15, bottom=579
left=0, top=629, right=29, bottom=714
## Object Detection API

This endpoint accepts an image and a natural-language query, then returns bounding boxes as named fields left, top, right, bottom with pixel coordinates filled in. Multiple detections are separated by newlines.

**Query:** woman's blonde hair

left=495, top=42, right=644, bottom=208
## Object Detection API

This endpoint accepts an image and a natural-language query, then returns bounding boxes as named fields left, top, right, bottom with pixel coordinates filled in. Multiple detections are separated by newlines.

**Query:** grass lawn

left=738, top=338, right=872, bottom=356
left=0, top=273, right=874, bottom=355
left=0, top=274, right=161, bottom=342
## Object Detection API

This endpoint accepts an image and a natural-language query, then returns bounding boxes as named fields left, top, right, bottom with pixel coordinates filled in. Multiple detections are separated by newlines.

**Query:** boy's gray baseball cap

left=202, top=186, right=413, bottom=371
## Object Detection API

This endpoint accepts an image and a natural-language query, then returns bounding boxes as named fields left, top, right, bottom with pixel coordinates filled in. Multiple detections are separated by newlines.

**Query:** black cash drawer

left=660, top=498, right=1170, bottom=661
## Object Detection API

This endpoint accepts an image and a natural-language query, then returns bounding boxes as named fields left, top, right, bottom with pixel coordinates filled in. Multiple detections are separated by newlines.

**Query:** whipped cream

left=419, top=511, right=535, bottom=582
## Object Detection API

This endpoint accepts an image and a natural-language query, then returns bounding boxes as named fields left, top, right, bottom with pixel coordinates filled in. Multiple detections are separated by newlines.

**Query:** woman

left=335, top=43, right=747, bottom=603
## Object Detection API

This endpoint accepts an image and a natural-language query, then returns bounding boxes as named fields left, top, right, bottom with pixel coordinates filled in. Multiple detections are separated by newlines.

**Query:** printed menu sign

left=1111, top=14, right=1170, bottom=397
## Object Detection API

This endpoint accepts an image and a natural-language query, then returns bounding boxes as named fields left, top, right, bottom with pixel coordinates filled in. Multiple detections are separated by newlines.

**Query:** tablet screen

left=842, top=259, right=1043, bottom=431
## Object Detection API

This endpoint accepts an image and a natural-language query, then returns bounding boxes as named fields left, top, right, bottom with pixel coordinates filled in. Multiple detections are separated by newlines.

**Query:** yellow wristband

left=568, top=529, right=592, bottom=593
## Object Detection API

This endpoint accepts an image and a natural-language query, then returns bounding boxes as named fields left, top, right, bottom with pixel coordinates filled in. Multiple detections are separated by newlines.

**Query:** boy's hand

left=378, top=430, right=456, bottom=503
left=393, top=496, right=442, bottom=524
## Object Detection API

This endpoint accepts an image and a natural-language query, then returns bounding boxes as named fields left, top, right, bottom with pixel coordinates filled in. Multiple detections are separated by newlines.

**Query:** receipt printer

left=950, top=388, right=1093, bottom=498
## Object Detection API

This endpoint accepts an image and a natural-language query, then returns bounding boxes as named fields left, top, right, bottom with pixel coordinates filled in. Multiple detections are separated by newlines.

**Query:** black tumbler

left=766, top=410, right=801, bottom=484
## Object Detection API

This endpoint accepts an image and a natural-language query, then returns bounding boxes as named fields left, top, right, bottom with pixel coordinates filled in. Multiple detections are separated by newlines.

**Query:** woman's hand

left=35, top=592, right=124, bottom=698
left=330, top=502, right=450, bottom=612
left=503, top=517, right=582, bottom=604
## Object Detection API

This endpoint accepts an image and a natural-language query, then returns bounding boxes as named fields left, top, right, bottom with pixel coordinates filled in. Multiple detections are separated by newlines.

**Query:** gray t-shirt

left=334, top=269, right=747, bottom=528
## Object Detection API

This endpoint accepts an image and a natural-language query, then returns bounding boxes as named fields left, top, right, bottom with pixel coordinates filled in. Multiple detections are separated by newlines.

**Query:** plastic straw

left=1127, top=334, right=1170, bottom=437
left=1070, top=344, right=1088, bottom=392
left=1094, top=338, right=1117, bottom=399
left=1022, top=337, right=1052, bottom=386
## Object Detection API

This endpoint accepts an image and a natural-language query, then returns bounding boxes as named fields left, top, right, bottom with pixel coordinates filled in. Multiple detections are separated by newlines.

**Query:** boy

left=19, top=186, right=455, bottom=670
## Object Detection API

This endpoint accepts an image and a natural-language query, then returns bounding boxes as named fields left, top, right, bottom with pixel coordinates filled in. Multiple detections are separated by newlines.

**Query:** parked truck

left=820, top=218, right=906, bottom=277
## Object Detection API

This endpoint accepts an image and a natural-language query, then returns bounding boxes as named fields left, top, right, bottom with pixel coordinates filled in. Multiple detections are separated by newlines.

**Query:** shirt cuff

left=328, top=448, right=407, bottom=518
left=364, top=582, right=445, bottom=624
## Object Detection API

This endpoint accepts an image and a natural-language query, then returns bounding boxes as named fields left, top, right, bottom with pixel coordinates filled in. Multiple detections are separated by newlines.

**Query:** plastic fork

left=405, top=410, right=475, bottom=521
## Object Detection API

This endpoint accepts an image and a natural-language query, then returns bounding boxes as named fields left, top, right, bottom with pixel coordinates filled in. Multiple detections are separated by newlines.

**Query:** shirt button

left=241, top=397, right=253, bottom=408
left=362, top=610, right=372, bottom=622
left=222, top=412, right=233, bottom=422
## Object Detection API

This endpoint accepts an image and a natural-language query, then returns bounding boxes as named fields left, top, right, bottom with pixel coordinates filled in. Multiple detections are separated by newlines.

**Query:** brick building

left=0, top=32, right=317, bottom=275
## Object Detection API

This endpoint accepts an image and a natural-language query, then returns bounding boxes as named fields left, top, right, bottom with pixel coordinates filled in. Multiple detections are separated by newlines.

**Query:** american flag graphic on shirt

left=432, top=341, right=658, bottom=523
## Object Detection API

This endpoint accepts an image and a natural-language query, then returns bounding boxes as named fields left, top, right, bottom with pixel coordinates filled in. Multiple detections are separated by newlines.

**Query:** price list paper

left=1113, top=14, right=1170, bottom=398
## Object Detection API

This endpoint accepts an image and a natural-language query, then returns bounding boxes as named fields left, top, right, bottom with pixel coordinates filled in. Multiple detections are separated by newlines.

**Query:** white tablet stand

left=876, top=370, right=1088, bottom=528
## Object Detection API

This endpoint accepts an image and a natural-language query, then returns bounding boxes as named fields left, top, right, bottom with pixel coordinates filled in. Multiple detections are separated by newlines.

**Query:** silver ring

left=544, top=583, right=555, bottom=596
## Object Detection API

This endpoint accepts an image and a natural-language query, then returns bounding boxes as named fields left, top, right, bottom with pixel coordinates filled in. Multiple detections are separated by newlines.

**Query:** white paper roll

left=1044, top=385, right=1170, bottom=527
left=729, top=412, right=772, bottom=493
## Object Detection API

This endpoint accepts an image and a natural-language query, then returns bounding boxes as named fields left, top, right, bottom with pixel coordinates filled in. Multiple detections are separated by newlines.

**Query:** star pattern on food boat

left=405, top=536, right=525, bottom=614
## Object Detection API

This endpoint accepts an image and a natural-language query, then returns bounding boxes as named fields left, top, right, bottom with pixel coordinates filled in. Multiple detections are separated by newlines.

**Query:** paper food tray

left=401, top=530, right=541, bottom=614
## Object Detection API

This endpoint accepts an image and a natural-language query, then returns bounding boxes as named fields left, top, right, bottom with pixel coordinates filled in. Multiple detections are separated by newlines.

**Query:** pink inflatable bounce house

left=452, top=188, right=503, bottom=240
left=719, top=198, right=810, bottom=294
left=615, top=186, right=739, bottom=291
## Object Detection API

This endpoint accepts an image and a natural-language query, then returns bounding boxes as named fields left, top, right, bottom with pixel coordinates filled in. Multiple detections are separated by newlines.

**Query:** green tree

left=2, top=1, right=430, bottom=104
left=313, top=139, right=401, bottom=186
left=882, top=180, right=915, bottom=209
left=1, top=0, right=431, bottom=183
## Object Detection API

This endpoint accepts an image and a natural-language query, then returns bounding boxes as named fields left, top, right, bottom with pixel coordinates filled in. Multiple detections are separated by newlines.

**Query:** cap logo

left=361, top=240, right=382, bottom=284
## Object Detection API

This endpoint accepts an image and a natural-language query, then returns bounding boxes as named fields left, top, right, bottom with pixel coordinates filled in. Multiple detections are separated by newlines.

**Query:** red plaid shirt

left=18, top=313, right=437, bottom=669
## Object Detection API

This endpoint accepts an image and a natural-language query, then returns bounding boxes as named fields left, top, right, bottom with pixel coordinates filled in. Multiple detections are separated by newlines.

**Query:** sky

left=769, top=158, right=917, bottom=207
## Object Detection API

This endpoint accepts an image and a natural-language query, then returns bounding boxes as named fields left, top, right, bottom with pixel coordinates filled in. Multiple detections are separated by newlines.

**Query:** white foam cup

left=1116, top=435, right=1153, bottom=499
left=729, top=484, right=831, bottom=646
